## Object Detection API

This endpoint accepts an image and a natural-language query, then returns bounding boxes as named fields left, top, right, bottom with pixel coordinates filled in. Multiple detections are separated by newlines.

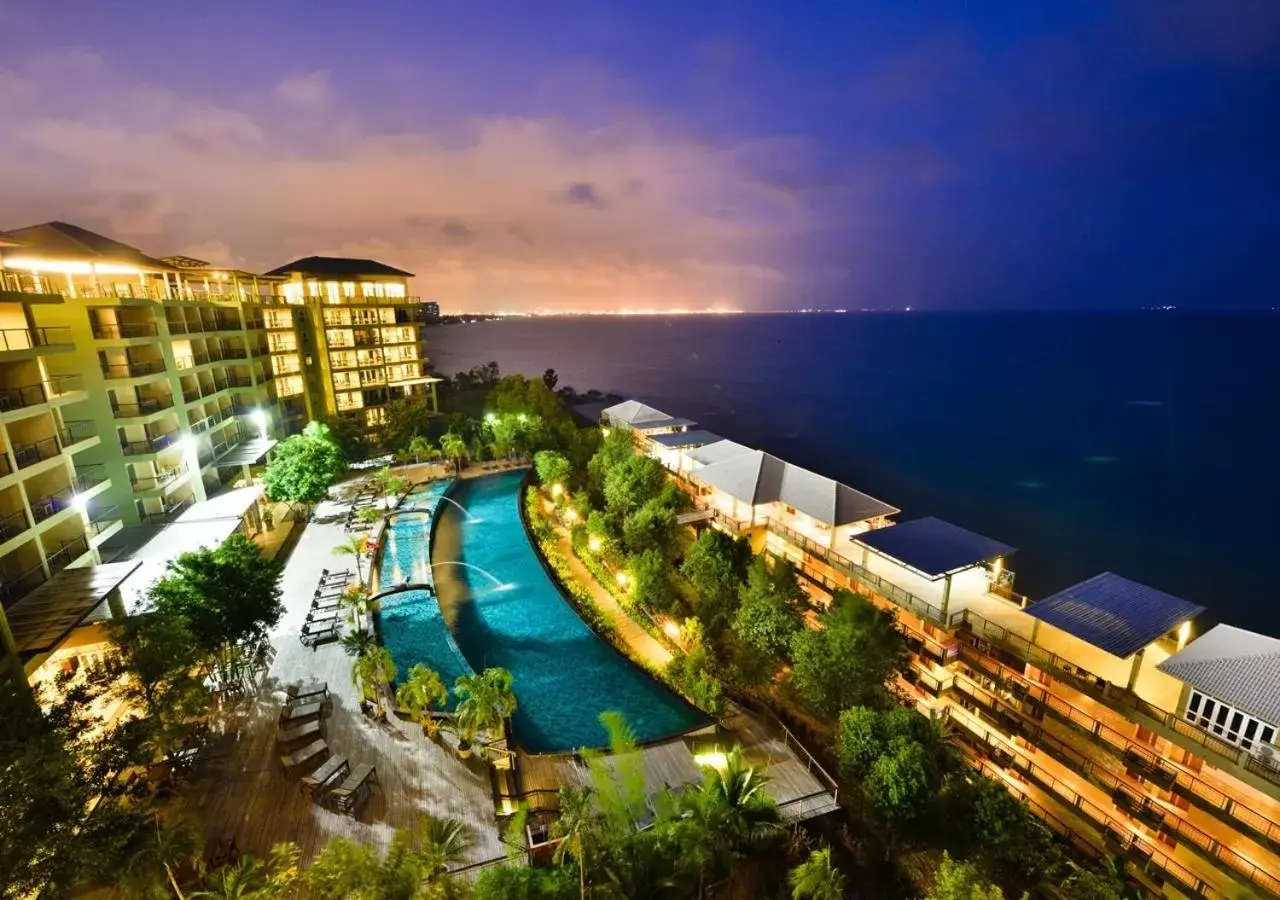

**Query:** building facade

left=605, top=399, right=1280, bottom=900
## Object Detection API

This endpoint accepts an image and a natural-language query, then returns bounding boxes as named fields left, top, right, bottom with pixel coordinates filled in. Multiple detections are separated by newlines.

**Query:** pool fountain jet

left=429, top=560, right=508, bottom=590
left=437, top=496, right=479, bottom=522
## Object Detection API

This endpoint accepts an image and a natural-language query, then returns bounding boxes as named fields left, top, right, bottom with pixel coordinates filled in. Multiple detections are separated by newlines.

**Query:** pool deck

left=168, top=481, right=505, bottom=866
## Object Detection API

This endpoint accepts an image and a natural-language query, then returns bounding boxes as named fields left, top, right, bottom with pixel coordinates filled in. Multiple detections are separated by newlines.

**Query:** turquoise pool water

left=376, top=480, right=475, bottom=708
left=435, top=470, right=705, bottom=753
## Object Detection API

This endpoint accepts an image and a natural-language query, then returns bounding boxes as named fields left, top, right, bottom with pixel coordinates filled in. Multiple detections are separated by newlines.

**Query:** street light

left=565, top=508, right=578, bottom=522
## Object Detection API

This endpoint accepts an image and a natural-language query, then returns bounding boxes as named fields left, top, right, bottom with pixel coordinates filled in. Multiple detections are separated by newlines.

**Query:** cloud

left=0, top=56, right=811, bottom=311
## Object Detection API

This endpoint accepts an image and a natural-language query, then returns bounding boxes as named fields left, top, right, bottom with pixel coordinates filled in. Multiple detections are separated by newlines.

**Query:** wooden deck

left=168, top=488, right=504, bottom=865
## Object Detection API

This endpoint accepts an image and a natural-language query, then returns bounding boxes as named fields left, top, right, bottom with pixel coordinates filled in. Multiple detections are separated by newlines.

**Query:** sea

left=427, top=312, right=1280, bottom=637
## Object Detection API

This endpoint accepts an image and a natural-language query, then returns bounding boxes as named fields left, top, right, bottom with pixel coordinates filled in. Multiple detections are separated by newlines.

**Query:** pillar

left=1127, top=648, right=1146, bottom=692
left=940, top=573, right=953, bottom=621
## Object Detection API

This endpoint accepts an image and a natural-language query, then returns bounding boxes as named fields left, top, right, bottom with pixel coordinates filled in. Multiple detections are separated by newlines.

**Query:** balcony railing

left=0, top=453, right=10, bottom=478
left=91, top=321, right=158, bottom=339
left=101, top=359, right=165, bottom=378
left=120, top=431, right=180, bottom=455
left=58, top=420, right=97, bottom=447
left=46, top=534, right=90, bottom=572
left=86, top=504, right=121, bottom=536
left=129, top=463, right=188, bottom=492
left=29, top=486, right=75, bottom=524
left=0, top=326, right=72, bottom=352
left=111, top=397, right=175, bottom=418
left=138, top=497, right=193, bottom=525
left=0, top=375, right=86, bottom=413
left=0, top=507, right=30, bottom=542
left=73, top=464, right=108, bottom=493
left=0, top=562, right=47, bottom=602
left=11, top=436, right=61, bottom=469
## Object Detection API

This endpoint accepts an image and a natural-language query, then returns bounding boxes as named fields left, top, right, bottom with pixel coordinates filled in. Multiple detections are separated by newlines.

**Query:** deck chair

left=301, top=754, right=350, bottom=798
left=279, top=700, right=323, bottom=724
left=329, top=763, right=378, bottom=815
left=277, top=720, right=321, bottom=744
left=280, top=739, right=328, bottom=775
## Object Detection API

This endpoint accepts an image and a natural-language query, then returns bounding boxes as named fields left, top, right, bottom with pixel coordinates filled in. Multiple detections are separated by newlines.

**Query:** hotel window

left=342, top=281, right=356, bottom=298
left=1186, top=690, right=1277, bottom=751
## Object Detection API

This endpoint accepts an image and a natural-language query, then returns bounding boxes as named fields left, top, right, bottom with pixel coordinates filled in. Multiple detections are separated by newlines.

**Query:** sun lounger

left=322, top=569, right=352, bottom=582
left=306, top=610, right=339, bottom=625
left=301, top=754, right=350, bottom=798
left=300, top=622, right=340, bottom=648
left=287, top=682, right=329, bottom=703
left=328, top=763, right=378, bottom=815
left=280, top=739, right=328, bottom=775
left=277, top=721, right=321, bottom=744
left=311, top=595, right=341, bottom=611
left=279, top=700, right=323, bottom=724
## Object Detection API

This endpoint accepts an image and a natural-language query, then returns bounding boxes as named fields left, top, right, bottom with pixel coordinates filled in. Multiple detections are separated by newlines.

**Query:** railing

left=138, top=497, right=193, bottom=525
left=74, top=464, right=108, bottom=493
left=11, top=435, right=61, bottom=469
left=130, top=463, right=188, bottom=491
left=91, top=321, right=158, bottom=339
left=0, top=562, right=47, bottom=601
left=0, top=375, right=85, bottom=412
left=29, top=486, right=75, bottom=523
left=46, top=534, right=90, bottom=572
left=101, top=359, right=165, bottom=378
left=0, top=326, right=72, bottom=352
left=86, top=504, right=121, bottom=536
left=182, top=388, right=202, bottom=403
left=0, top=507, right=30, bottom=542
left=112, top=397, right=174, bottom=418
left=120, top=431, right=180, bottom=455
left=58, top=420, right=97, bottom=447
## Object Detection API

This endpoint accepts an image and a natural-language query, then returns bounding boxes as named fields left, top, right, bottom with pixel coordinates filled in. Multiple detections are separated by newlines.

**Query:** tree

left=262, top=421, right=346, bottom=508
left=788, top=589, right=907, bottom=717
left=396, top=664, right=449, bottom=737
left=118, top=815, right=205, bottom=900
left=406, top=435, right=435, bottom=464
left=622, top=497, right=680, bottom=560
left=630, top=547, right=677, bottom=611
left=454, top=667, right=518, bottom=749
left=333, top=534, right=369, bottom=582
left=533, top=450, right=572, bottom=490
left=927, top=852, right=1004, bottom=900
left=303, top=817, right=470, bottom=899
left=586, top=427, right=634, bottom=498
left=191, top=842, right=299, bottom=899
left=603, top=454, right=667, bottom=520
left=733, top=557, right=803, bottom=659
left=681, top=529, right=752, bottom=638
left=552, top=785, right=601, bottom=900
left=789, top=847, right=846, bottom=900
left=440, top=431, right=468, bottom=474
left=380, top=396, right=437, bottom=454
left=147, top=533, right=284, bottom=685
left=542, top=368, right=559, bottom=391
left=321, top=415, right=370, bottom=463
left=352, top=646, right=397, bottom=714
left=949, top=774, right=1057, bottom=885
left=473, top=865, right=577, bottom=900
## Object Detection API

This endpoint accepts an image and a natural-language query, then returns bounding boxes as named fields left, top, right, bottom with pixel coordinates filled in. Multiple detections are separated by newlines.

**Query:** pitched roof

left=684, top=439, right=754, bottom=467
left=263, top=255, right=413, bottom=278
left=601, top=399, right=672, bottom=427
left=855, top=516, right=1014, bottom=579
left=1028, top=572, right=1205, bottom=659
left=633, top=416, right=698, bottom=432
left=0, top=221, right=171, bottom=269
left=1158, top=625, right=1280, bottom=726
left=692, top=449, right=898, bottom=527
left=648, top=430, right=723, bottom=449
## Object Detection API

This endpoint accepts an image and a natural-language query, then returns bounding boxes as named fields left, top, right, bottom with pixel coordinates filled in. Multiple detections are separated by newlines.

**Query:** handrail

left=0, top=326, right=72, bottom=351
left=101, top=359, right=165, bottom=378
left=0, top=507, right=30, bottom=542
left=0, top=375, right=85, bottom=412
left=91, top=321, right=158, bottom=339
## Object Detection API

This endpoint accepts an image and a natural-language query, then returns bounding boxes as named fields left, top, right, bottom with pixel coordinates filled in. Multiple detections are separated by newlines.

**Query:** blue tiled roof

left=648, top=430, right=722, bottom=448
left=1028, top=572, right=1205, bottom=659
left=854, top=517, right=1014, bottom=578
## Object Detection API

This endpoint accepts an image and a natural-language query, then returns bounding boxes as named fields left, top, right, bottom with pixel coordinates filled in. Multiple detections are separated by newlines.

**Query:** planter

left=457, top=739, right=473, bottom=759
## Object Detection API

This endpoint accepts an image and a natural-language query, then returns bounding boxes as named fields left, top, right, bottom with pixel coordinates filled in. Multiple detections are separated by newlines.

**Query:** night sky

left=2, top=1, right=1277, bottom=311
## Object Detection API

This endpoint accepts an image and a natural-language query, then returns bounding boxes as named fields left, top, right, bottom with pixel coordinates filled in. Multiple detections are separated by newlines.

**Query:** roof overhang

left=6, top=561, right=143, bottom=657
left=853, top=517, right=1015, bottom=580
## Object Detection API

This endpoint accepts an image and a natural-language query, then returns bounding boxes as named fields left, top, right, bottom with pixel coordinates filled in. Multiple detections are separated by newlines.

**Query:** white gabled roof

left=691, top=449, right=898, bottom=527
left=601, top=399, right=672, bottom=427
left=684, top=439, right=754, bottom=467
left=1158, top=624, right=1280, bottom=727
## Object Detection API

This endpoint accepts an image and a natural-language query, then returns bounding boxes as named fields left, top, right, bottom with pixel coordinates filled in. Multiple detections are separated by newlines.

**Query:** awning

left=5, top=561, right=142, bottom=656
left=854, top=517, right=1014, bottom=579
left=213, top=438, right=277, bottom=467
left=1028, top=572, right=1204, bottom=659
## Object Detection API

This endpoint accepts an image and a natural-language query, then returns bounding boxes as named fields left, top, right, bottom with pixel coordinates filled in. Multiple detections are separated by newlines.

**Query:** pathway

left=549, top=521, right=673, bottom=670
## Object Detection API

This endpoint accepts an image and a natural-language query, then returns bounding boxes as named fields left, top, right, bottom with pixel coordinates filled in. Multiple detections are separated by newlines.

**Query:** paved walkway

left=549, top=521, right=673, bottom=670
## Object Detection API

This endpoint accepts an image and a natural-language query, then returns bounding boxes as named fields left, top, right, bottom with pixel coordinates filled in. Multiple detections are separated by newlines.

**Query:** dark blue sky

left=2, top=0, right=1277, bottom=310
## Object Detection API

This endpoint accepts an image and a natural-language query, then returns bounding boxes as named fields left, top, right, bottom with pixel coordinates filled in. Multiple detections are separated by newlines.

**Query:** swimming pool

left=432, top=470, right=706, bottom=753
left=376, top=480, right=475, bottom=709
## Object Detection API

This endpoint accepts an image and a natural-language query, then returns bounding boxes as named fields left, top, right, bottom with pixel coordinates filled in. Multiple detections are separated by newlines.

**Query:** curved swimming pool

left=433, top=470, right=705, bottom=753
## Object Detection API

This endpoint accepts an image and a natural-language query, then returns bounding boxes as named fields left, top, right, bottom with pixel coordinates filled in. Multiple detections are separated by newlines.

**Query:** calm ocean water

left=429, top=313, right=1280, bottom=636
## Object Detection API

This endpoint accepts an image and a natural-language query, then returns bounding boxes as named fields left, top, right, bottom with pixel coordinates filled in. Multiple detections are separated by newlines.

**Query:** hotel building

left=605, top=399, right=1280, bottom=900
left=0, top=221, right=438, bottom=688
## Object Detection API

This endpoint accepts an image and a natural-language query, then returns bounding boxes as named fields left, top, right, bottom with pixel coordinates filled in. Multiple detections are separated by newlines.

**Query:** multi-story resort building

left=0, top=220, right=437, bottom=688
left=604, top=399, right=1280, bottom=900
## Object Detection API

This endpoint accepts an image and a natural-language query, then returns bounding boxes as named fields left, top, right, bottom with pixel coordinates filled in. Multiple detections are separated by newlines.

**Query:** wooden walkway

left=170, top=486, right=504, bottom=865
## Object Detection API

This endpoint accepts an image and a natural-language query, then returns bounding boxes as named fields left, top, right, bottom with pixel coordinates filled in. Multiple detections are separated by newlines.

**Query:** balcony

left=0, top=375, right=86, bottom=414
left=29, top=486, right=75, bottom=524
left=73, top=464, right=109, bottom=494
left=111, top=397, right=175, bottom=419
left=129, top=463, right=189, bottom=492
left=91, top=321, right=158, bottom=339
left=86, top=504, right=122, bottom=537
left=0, top=562, right=47, bottom=602
left=138, top=497, right=193, bottom=525
left=11, top=436, right=61, bottom=470
left=182, top=387, right=202, bottom=403
left=101, top=359, right=166, bottom=379
left=45, top=534, right=90, bottom=573
left=0, top=326, right=73, bottom=354
left=120, top=431, right=180, bottom=456
left=57, top=420, right=97, bottom=449
left=0, top=507, right=30, bottom=543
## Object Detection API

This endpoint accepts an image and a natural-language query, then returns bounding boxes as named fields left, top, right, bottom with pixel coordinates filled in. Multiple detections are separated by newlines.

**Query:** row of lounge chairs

left=277, top=682, right=378, bottom=816
left=300, top=569, right=350, bottom=648
left=345, top=485, right=380, bottom=532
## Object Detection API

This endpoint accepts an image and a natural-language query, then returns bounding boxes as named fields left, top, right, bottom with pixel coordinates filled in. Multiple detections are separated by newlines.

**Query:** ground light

left=615, top=571, right=629, bottom=587
left=588, top=535, right=602, bottom=552
left=564, top=508, right=578, bottom=523
left=551, top=483, right=563, bottom=497
left=662, top=619, right=680, bottom=641
left=693, top=749, right=728, bottom=771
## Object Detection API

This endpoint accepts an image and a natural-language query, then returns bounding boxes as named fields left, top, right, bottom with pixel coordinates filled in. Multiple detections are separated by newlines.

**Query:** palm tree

left=352, top=646, right=396, bottom=716
left=190, top=844, right=299, bottom=899
left=440, top=431, right=467, bottom=475
left=407, top=435, right=435, bottom=465
left=396, top=664, right=448, bottom=737
left=333, top=534, right=367, bottom=582
left=418, top=815, right=472, bottom=876
left=356, top=505, right=382, bottom=527
left=553, top=784, right=600, bottom=900
left=701, top=747, right=783, bottom=851
left=120, top=815, right=204, bottom=900
left=789, top=847, right=846, bottom=900
left=453, top=667, right=518, bottom=751
left=340, top=627, right=378, bottom=658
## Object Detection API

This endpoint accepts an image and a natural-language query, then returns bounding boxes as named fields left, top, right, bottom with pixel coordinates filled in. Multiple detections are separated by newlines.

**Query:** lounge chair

left=328, top=763, right=378, bottom=815
left=300, top=623, right=340, bottom=648
left=306, top=609, right=339, bottom=625
left=301, top=754, right=350, bottom=798
left=311, top=596, right=340, bottom=612
left=281, top=739, right=328, bottom=775
left=279, top=700, right=323, bottom=724
left=287, top=682, right=330, bottom=703
left=277, top=721, right=322, bottom=744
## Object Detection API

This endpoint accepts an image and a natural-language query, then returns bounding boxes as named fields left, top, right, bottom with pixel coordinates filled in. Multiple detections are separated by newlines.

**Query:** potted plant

left=352, top=646, right=396, bottom=720
left=396, top=664, right=448, bottom=738
left=453, top=668, right=517, bottom=761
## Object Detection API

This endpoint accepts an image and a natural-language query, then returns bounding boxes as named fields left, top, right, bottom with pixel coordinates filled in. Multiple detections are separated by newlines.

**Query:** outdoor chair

left=287, top=682, right=329, bottom=704
left=279, top=700, right=323, bottom=724
left=280, top=739, right=328, bottom=775
left=300, top=622, right=340, bottom=648
left=301, top=754, right=350, bottom=798
left=277, top=721, right=322, bottom=744
left=306, top=609, right=339, bottom=625
left=328, top=763, right=378, bottom=815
